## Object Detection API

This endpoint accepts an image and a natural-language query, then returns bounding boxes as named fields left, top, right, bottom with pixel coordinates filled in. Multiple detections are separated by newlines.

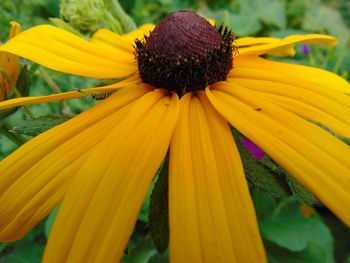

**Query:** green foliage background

left=0, top=0, right=350, bottom=262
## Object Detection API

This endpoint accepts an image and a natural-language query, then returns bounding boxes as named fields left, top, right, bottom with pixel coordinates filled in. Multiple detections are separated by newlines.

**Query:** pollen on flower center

left=134, top=10, right=235, bottom=96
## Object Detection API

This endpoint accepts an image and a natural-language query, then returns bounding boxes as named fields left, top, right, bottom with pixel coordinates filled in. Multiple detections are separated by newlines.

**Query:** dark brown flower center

left=135, top=10, right=234, bottom=96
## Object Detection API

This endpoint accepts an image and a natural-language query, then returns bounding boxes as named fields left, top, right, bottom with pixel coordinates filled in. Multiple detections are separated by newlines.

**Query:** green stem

left=38, top=68, right=61, bottom=93
left=0, top=122, right=26, bottom=146
left=107, top=0, right=136, bottom=33
left=332, top=36, right=350, bottom=74
left=307, top=46, right=316, bottom=67
left=38, top=68, right=74, bottom=116
left=13, top=87, right=35, bottom=119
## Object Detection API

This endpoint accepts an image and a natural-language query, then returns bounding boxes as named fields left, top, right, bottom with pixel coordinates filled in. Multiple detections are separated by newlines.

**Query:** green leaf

left=149, top=159, right=169, bottom=254
left=302, top=6, right=350, bottom=42
left=252, top=191, right=278, bottom=220
left=16, top=65, right=31, bottom=98
left=267, top=240, right=327, bottom=263
left=203, top=9, right=262, bottom=36
left=10, top=115, right=69, bottom=137
left=286, top=176, right=317, bottom=205
left=138, top=190, right=152, bottom=223
left=259, top=197, right=334, bottom=263
left=228, top=14, right=262, bottom=36
left=233, top=129, right=318, bottom=204
left=321, top=210, right=350, bottom=263
left=240, top=0, right=287, bottom=29
left=0, top=223, right=45, bottom=263
left=122, top=236, right=158, bottom=263
left=44, top=205, right=60, bottom=238
left=139, top=159, right=165, bottom=223
left=233, top=133, right=291, bottom=198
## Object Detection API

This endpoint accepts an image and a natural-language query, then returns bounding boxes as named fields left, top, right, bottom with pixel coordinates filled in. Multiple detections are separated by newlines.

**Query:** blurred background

left=0, top=0, right=350, bottom=262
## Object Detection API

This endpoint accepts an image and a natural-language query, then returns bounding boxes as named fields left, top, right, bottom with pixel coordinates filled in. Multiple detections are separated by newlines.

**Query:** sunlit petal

left=238, top=34, right=336, bottom=57
left=0, top=25, right=137, bottom=78
left=233, top=56, right=350, bottom=92
left=0, top=76, right=141, bottom=110
left=92, top=23, right=154, bottom=54
left=169, top=92, right=266, bottom=262
left=0, top=85, right=150, bottom=241
left=43, top=89, right=179, bottom=263
left=207, top=83, right=350, bottom=227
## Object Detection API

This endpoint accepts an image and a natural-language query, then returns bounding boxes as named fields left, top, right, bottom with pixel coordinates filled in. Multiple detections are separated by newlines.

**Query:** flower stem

left=12, top=87, right=35, bottom=119
left=106, top=0, right=136, bottom=32
left=38, top=68, right=74, bottom=116
left=0, top=121, right=26, bottom=146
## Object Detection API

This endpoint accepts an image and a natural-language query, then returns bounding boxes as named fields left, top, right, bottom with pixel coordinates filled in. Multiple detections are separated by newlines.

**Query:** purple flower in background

left=301, top=43, right=310, bottom=55
left=241, top=137, right=266, bottom=160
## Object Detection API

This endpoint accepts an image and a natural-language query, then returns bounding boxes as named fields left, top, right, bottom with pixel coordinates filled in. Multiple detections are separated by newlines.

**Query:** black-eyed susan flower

left=0, top=10, right=350, bottom=263
left=0, top=22, right=21, bottom=102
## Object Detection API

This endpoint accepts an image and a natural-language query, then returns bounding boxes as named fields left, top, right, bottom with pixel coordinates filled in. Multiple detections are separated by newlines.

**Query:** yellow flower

left=0, top=22, right=21, bottom=101
left=0, top=11, right=350, bottom=263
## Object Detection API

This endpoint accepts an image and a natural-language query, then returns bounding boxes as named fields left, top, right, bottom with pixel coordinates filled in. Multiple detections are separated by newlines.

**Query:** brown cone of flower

left=135, top=11, right=234, bottom=96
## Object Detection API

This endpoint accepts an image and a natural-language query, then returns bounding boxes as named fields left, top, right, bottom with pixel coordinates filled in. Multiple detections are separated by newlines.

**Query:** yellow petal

left=8, top=22, right=21, bottom=39
left=0, top=90, right=86, bottom=109
left=228, top=78, right=350, bottom=138
left=0, top=154, right=87, bottom=241
left=207, top=18, right=215, bottom=26
left=229, top=65, right=350, bottom=107
left=227, top=60, right=350, bottom=137
left=123, top=23, right=155, bottom=42
left=0, top=25, right=137, bottom=78
left=0, top=84, right=150, bottom=241
left=43, top=89, right=179, bottom=263
left=236, top=37, right=281, bottom=47
left=5, top=22, right=20, bottom=79
left=169, top=92, right=266, bottom=263
left=92, top=23, right=154, bottom=54
left=235, top=37, right=296, bottom=56
left=91, top=29, right=136, bottom=55
left=0, top=76, right=142, bottom=110
left=237, top=34, right=336, bottom=57
left=207, top=83, right=350, bottom=227
left=0, top=22, right=21, bottom=100
left=233, top=56, right=350, bottom=93
left=250, top=90, right=350, bottom=138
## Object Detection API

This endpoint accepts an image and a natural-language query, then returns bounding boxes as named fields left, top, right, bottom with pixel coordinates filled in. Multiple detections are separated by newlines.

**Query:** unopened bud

left=60, top=0, right=136, bottom=35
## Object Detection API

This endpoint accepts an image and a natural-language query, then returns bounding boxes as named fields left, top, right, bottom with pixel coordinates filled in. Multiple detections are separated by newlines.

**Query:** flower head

left=0, top=11, right=350, bottom=263
left=0, top=22, right=20, bottom=101
left=135, top=11, right=234, bottom=95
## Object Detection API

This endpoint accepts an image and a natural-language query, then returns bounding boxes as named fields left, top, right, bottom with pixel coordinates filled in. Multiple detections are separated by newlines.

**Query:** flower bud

left=60, top=0, right=136, bottom=35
